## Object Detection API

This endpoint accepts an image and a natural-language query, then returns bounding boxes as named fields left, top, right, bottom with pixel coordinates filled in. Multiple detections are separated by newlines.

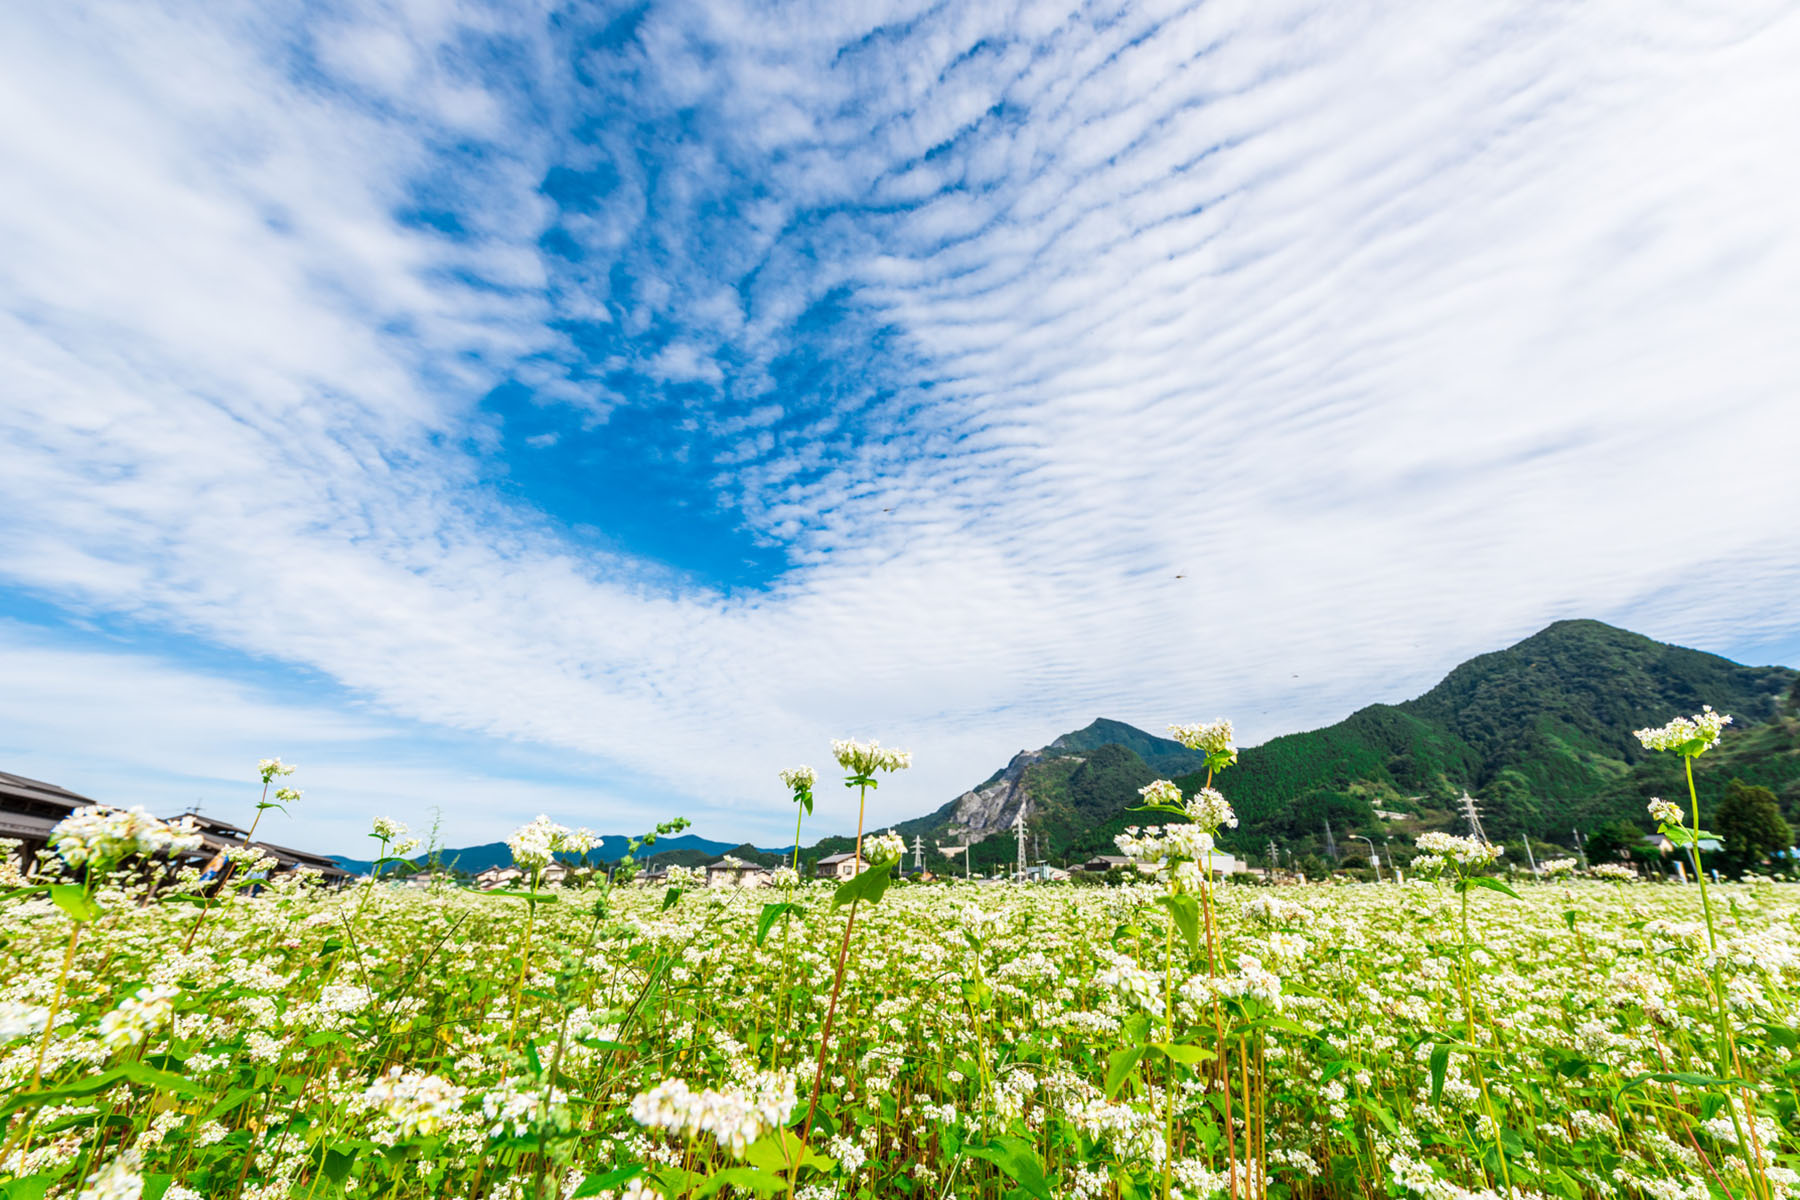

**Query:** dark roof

left=0, top=770, right=97, bottom=814
left=816, top=852, right=858, bottom=865
left=0, top=810, right=61, bottom=840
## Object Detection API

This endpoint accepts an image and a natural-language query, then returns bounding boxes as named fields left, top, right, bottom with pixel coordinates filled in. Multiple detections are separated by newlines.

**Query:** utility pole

left=1351, top=834, right=1382, bottom=883
left=1520, top=829, right=1540, bottom=880
left=1014, top=805, right=1028, bottom=882
left=1323, top=818, right=1340, bottom=864
left=1459, top=792, right=1489, bottom=845
left=912, top=834, right=924, bottom=876
left=1265, top=838, right=1278, bottom=881
left=1573, top=827, right=1588, bottom=870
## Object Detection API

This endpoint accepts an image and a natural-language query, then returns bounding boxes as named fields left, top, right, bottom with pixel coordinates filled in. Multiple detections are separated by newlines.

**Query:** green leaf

left=320, top=1148, right=357, bottom=1186
left=1459, top=875, right=1521, bottom=901
left=833, top=860, right=894, bottom=908
left=662, top=887, right=682, bottom=911
left=572, top=1166, right=643, bottom=1198
left=1616, top=1070, right=1736, bottom=1099
left=46, top=884, right=98, bottom=923
left=1153, top=1042, right=1213, bottom=1066
left=965, top=1135, right=1052, bottom=1200
left=1105, top=1045, right=1146, bottom=1098
left=698, top=1167, right=785, bottom=1198
left=483, top=889, right=559, bottom=902
left=744, top=1131, right=830, bottom=1174
left=1429, top=1045, right=1450, bottom=1104
left=141, top=1176, right=174, bottom=1200
left=0, top=1174, right=58, bottom=1200
left=0, top=1061, right=201, bottom=1119
left=755, top=902, right=803, bottom=947
left=1155, top=893, right=1201, bottom=954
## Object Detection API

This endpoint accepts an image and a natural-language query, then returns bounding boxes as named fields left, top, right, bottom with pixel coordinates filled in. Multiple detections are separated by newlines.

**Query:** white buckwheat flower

left=1634, top=706, right=1731, bottom=756
left=779, top=766, right=817, bottom=792
left=371, top=816, right=410, bottom=843
left=1647, top=798, right=1684, bottom=826
left=77, top=1149, right=143, bottom=1200
left=99, top=986, right=178, bottom=1051
left=831, top=739, right=912, bottom=775
left=507, top=815, right=574, bottom=871
left=257, top=757, right=296, bottom=784
left=1138, top=779, right=1184, bottom=809
left=865, top=830, right=907, bottom=864
left=363, top=1066, right=469, bottom=1137
left=1169, top=719, right=1236, bottom=764
left=1185, top=787, right=1237, bottom=831
left=0, top=1002, right=50, bottom=1042
left=52, top=807, right=202, bottom=875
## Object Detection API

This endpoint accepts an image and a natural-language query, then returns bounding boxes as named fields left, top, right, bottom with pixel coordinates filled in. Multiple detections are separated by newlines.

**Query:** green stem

left=1685, top=756, right=1769, bottom=1199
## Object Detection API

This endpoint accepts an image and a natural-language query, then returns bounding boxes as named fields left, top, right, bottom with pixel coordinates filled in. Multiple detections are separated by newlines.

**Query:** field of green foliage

left=1, top=718, right=1796, bottom=1200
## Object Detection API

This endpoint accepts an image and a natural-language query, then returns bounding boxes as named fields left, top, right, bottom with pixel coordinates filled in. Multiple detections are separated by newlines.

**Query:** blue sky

left=2, top=0, right=1799, bottom=855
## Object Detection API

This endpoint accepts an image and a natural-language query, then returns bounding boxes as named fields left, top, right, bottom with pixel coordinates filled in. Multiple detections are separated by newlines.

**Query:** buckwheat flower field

left=1, top=719, right=1795, bottom=1200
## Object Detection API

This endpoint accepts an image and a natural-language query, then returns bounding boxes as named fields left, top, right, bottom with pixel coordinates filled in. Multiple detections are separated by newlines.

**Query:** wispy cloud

left=1, top=0, right=1797, bottom=845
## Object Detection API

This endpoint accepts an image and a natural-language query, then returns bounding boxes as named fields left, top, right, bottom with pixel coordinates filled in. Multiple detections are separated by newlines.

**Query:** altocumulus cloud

left=1, top=0, right=1799, bottom=844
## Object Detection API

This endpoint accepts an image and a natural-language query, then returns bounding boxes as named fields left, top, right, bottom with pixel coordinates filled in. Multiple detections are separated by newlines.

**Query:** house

left=0, top=769, right=97, bottom=869
left=1076, top=855, right=1157, bottom=875
left=475, top=865, right=525, bottom=889
left=176, top=813, right=353, bottom=885
left=1642, top=833, right=1725, bottom=856
left=1021, top=864, right=1070, bottom=882
left=1077, top=852, right=1244, bottom=876
left=814, top=852, right=862, bottom=880
left=706, top=855, right=774, bottom=888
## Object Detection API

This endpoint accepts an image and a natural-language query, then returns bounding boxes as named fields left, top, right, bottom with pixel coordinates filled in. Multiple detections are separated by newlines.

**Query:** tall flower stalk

left=1637, top=707, right=1771, bottom=1199
left=1116, top=718, right=1240, bottom=1200
left=183, top=758, right=297, bottom=950
left=803, top=740, right=909, bottom=1137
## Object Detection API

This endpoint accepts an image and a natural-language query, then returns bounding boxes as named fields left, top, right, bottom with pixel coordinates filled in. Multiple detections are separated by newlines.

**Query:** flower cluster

left=561, top=827, right=601, bottom=856
left=257, top=757, right=296, bottom=784
left=506, top=815, right=576, bottom=872
left=1540, top=858, right=1578, bottom=876
left=1138, top=779, right=1184, bottom=809
left=864, top=830, right=908, bottom=864
left=1634, top=706, right=1732, bottom=756
left=482, top=1077, right=569, bottom=1139
left=1168, top=719, right=1236, bottom=763
left=1591, top=862, right=1637, bottom=881
left=76, top=1149, right=143, bottom=1200
left=99, top=985, right=177, bottom=1051
left=0, top=1001, right=50, bottom=1041
left=370, top=817, right=421, bottom=858
left=1413, top=832, right=1503, bottom=870
left=363, top=1066, right=468, bottom=1137
left=50, top=806, right=203, bottom=874
left=1647, top=798, right=1684, bottom=826
left=831, top=739, right=912, bottom=775
left=629, top=1072, right=797, bottom=1159
left=1184, top=787, right=1237, bottom=832
left=779, top=765, right=817, bottom=792
left=1115, top=824, right=1214, bottom=865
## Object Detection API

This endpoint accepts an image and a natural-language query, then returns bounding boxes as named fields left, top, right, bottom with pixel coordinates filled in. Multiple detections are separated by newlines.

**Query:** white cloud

left=1, top=0, right=1798, bottom=846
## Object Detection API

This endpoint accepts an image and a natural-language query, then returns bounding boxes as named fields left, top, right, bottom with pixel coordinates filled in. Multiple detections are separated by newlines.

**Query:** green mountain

left=897, top=620, right=1799, bottom=867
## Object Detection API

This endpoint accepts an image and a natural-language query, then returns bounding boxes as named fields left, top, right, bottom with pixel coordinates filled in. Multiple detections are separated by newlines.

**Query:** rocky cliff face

left=939, top=748, right=1063, bottom=842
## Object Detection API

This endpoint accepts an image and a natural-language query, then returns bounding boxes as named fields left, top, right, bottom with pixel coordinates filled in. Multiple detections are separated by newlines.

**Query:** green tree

left=1584, top=818, right=1644, bottom=864
left=1714, top=778, right=1793, bottom=875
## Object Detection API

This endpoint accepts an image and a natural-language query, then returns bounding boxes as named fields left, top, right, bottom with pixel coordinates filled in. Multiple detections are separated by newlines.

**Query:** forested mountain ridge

left=895, top=620, right=1798, bottom=868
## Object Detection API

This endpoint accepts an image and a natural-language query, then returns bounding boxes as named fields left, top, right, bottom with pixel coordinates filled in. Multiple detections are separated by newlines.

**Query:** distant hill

left=895, top=620, right=1799, bottom=867
left=329, top=832, right=747, bottom=876
left=329, top=621, right=1798, bottom=876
